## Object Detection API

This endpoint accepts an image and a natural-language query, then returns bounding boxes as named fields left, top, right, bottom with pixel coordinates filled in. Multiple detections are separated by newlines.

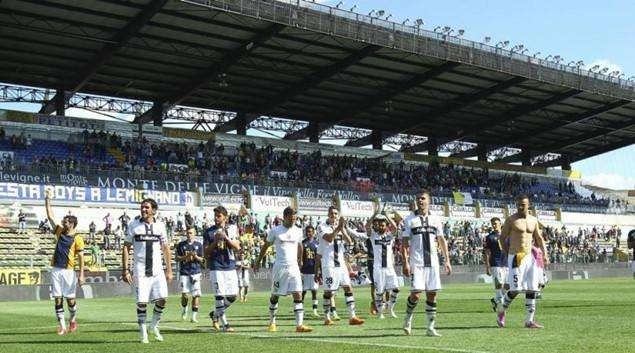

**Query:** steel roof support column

left=477, top=144, right=489, bottom=162
left=521, top=149, right=532, bottom=167
left=561, top=154, right=572, bottom=171
left=54, top=88, right=66, bottom=116
left=372, top=130, right=382, bottom=150
left=236, top=112, right=247, bottom=136
left=428, top=136, right=438, bottom=157
left=308, top=123, right=320, bottom=143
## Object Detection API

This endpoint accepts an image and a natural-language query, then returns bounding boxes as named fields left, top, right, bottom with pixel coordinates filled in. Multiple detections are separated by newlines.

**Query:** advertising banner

left=339, top=199, right=375, bottom=218
left=450, top=205, right=476, bottom=219
left=480, top=207, right=505, bottom=219
left=0, top=268, right=41, bottom=286
left=250, top=195, right=293, bottom=214
left=298, top=197, right=332, bottom=215
left=0, top=183, right=196, bottom=206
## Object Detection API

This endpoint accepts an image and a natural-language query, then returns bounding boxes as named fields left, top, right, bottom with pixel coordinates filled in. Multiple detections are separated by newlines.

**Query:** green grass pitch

left=0, top=278, right=633, bottom=353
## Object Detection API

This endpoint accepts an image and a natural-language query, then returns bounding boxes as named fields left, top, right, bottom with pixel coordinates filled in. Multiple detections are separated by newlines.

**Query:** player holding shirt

left=45, top=191, right=85, bottom=335
left=176, top=226, right=204, bottom=323
left=122, top=198, right=173, bottom=344
left=497, top=195, right=549, bottom=329
left=203, top=206, right=241, bottom=332
left=301, top=225, right=320, bottom=317
left=483, top=217, right=508, bottom=311
left=255, top=207, right=313, bottom=333
left=401, top=189, right=452, bottom=337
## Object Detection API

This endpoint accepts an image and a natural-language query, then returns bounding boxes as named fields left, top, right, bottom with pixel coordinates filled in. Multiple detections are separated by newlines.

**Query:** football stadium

left=0, top=0, right=633, bottom=352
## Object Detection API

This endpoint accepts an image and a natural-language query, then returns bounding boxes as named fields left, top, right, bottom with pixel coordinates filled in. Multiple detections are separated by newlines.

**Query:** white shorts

left=322, top=265, right=351, bottom=292
left=237, top=269, right=250, bottom=288
left=272, top=265, right=302, bottom=296
left=210, top=270, right=238, bottom=296
left=302, top=273, right=319, bottom=291
left=373, top=266, right=399, bottom=293
left=135, top=274, right=168, bottom=303
left=410, top=266, right=441, bottom=292
left=491, top=266, right=509, bottom=287
left=51, top=268, right=77, bottom=298
left=179, top=273, right=202, bottom=297
left=507, top=253, right=541, bottom=292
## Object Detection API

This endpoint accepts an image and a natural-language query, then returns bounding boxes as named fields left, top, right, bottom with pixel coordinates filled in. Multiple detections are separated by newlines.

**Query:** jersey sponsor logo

left=411, top=226, right=437, bottom=235
left=134, top=234, right=161, bottom=242
left=373, top=237, right=393, bottom=245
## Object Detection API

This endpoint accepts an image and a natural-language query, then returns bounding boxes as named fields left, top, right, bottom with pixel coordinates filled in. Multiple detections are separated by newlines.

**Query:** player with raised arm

left=203, top=206, right=241, bottom=332
left=122, top=198, right=173, bottom=344
left=497, top=195, right=549, bottom=329
left=401, top=189, right=452, bottom=337
left=365, top=212, right=401, bottom=319
left=348, top=213, right=399, bottom=319
left=176, top=226, right=204, bottom=323
left=316, top=206, right=365, bottom=326
left=483, top=217, right=508, bottom=312
left=44, top=191, right=85, bottom=335
left=255, top=207, right=313, bottom=333
left=301, top=225, right=320, bottom=317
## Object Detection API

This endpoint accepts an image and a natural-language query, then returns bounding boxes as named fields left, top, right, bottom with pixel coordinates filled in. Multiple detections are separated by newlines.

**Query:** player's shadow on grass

left=84, top=328, right=132, bottom=334
left=0, top=331, right=59, bottom=336
left=545, top=303, right=624, bottom=309
left=363, top=325, right=495, bottom=331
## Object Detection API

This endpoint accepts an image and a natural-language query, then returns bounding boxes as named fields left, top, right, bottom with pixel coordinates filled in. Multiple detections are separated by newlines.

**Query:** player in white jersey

left=367, top=213, right=401, bottom=319
left=255, top=207, right=313, bottom=333
left=401, top=189, right=452, bottom=337
left=236, top=251, right=251, bottom=303
left=122, top=198, right=173, bottom=344
left=316, top=206, right=365, bottom=326
left=346, top=211, right=401, bottom=320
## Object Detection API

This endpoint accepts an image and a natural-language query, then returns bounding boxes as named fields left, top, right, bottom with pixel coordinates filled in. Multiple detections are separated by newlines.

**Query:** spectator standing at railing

left=17, top=209, right=26, bottom=235
left=165, top=216, right=174, bottom=240
left=102, top=213, right=113, bottom=236
left=119, top=212, right=130, bottom=233
left=176, top=212, right=184, bottom=233
left=103, top=227, right=111, bottom=250
left=88, top=221, right=96, bottom=243
left=113, top=225, right=123, bottom=251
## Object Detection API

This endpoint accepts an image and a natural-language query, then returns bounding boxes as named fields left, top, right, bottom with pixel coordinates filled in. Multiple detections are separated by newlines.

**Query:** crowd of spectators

left=0, top=128, right=628, bottom=210
left=544, top=225, right=622, bottom=264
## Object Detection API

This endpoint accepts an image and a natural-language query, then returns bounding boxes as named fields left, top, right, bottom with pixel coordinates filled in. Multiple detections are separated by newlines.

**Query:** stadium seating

left=0, top=130, right=617, bottom=211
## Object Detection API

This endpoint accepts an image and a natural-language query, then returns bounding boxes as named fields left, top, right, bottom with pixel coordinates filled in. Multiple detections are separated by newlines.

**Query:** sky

left=317, top=0, right=635, bottom=190
left=1, top=0, right=634, bottom=189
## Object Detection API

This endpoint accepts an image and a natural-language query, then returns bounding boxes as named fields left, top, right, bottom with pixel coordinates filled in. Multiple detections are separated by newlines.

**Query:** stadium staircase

left=0, top=227, right=180, bottom=272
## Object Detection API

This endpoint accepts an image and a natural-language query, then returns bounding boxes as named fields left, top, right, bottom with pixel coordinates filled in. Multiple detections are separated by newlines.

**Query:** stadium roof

left=0, top=0, right=633, bottom=168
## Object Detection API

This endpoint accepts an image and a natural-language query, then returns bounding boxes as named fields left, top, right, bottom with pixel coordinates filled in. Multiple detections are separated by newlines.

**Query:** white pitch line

left=156, top=324, right=493, bottom=353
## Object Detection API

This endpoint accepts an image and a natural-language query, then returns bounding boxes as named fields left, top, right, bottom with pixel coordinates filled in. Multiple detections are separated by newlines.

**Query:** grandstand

left=0, top=0, right=633, bottom=300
